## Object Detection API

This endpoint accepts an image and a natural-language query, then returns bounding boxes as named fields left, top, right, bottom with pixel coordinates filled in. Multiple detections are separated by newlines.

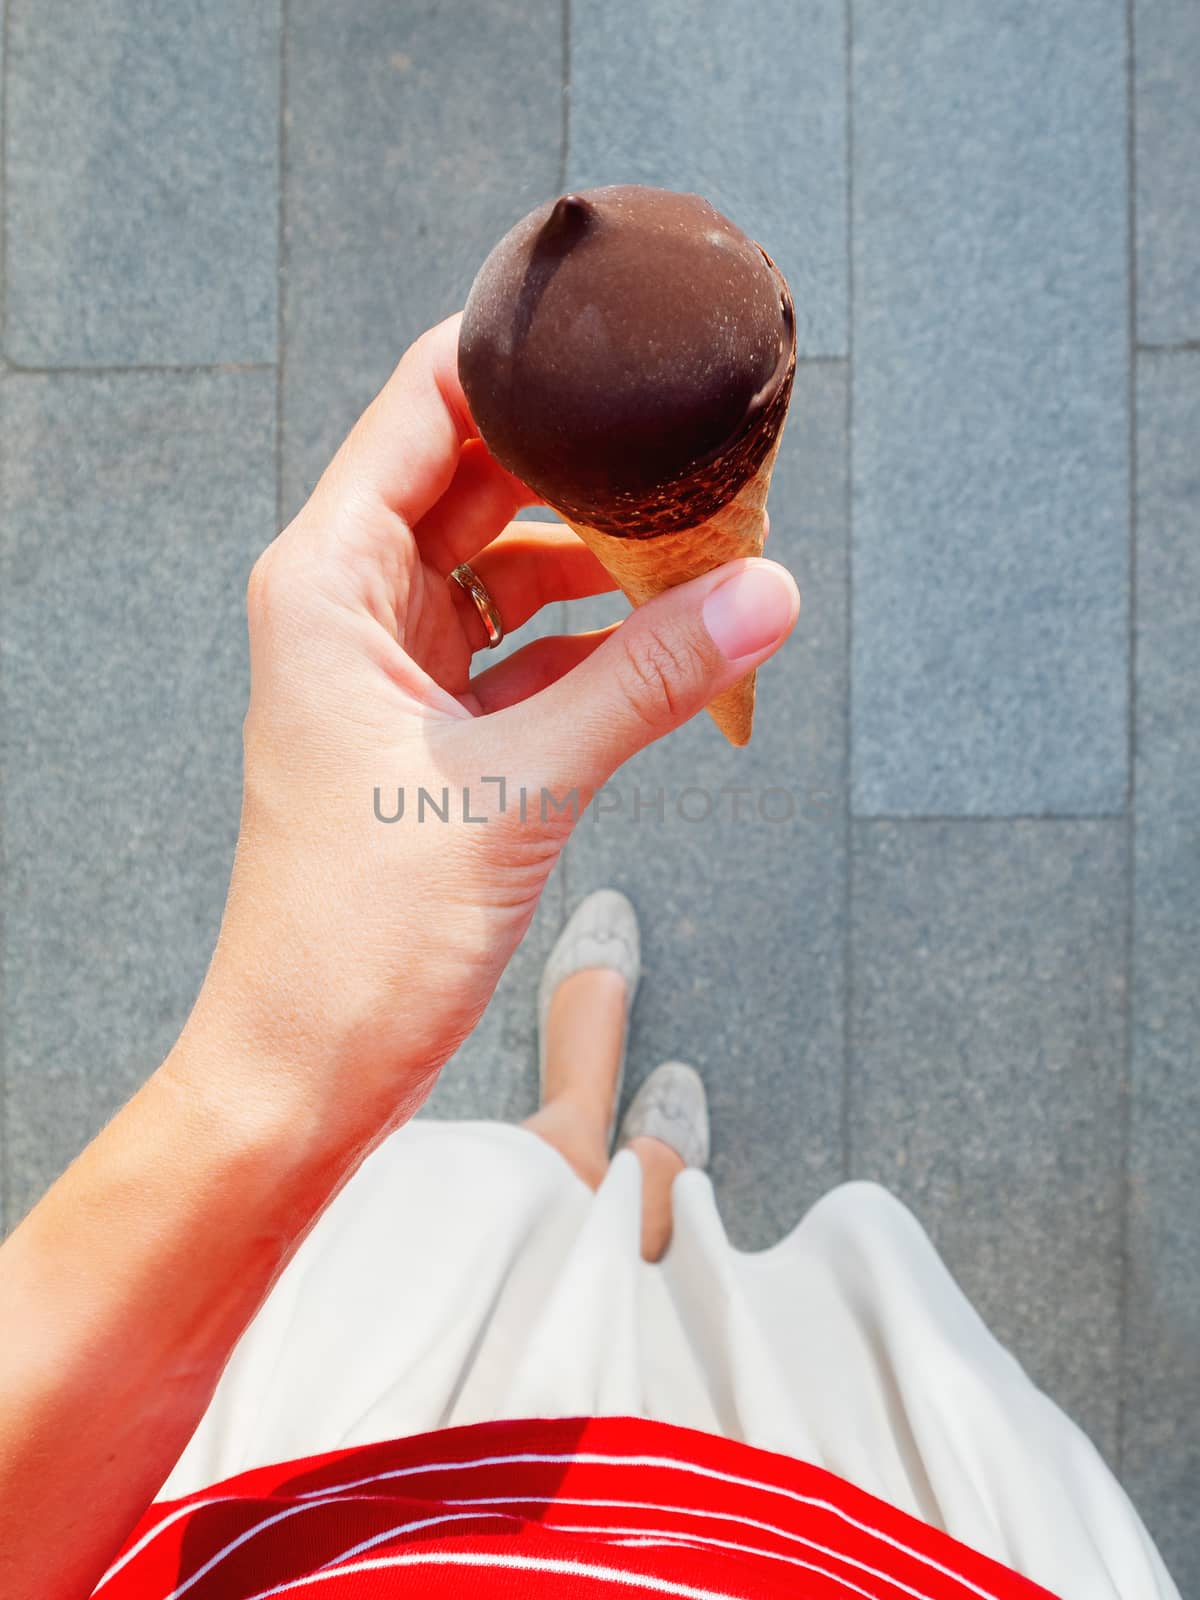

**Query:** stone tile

left=851, top=1, right=1129, bottom=816
left=849, top=820, right=1127, bottom=1464
left=567, top=0, right=847, bottom=357
left=563, top=364, right=848, bottom=1250
left=281, top=0, right=562, bottom=520
left=1125, top=351, right=1200, bottom=1587
left=1135, top=0, right=1200, bottom=346
left=0, top=371, right=275, bottom=1233
left=4, top=2, right=280, bottom=367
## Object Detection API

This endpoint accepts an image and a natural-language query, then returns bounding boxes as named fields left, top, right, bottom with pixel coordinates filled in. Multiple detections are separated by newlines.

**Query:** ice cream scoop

left=459, top=184, right=796, bottom=743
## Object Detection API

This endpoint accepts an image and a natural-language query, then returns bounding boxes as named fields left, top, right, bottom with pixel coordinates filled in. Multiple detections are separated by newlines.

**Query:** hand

left=179, top=313, right=801, bottom=1142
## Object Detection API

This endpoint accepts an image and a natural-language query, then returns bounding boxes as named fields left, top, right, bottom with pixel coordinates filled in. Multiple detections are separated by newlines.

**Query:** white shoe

left=537, top=889, right=641, bottom=1149
left=616, top=1061, right=710, bottom=1171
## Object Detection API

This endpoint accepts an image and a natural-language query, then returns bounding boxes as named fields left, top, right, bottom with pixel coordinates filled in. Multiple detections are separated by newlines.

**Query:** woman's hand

left=180, top=312, right=801, bottom=1143
left=0, top=316, right=799, bottom=1598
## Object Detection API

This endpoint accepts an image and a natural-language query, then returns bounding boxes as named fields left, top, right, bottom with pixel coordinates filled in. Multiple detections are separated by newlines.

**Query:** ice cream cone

left=553, top=420, right=787, bottom=747
left=457, top=186, right=798, bottom=746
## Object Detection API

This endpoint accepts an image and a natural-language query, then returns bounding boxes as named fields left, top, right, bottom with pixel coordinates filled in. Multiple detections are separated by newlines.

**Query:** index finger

left=324, top=312, right=475, bottom=527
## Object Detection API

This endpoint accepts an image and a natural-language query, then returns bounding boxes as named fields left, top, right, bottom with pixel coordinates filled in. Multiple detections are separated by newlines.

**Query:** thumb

left=526, top=556, right=800, bottom=794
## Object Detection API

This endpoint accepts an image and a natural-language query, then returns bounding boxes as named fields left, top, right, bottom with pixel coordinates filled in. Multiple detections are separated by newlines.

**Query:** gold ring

left=449, top=562, right=504, bottom=649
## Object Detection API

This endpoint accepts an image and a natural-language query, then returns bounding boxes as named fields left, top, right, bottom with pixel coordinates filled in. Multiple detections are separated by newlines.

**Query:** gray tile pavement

left=849, top=819, right=1127, bottom=1465
left=1135, top=0, right=1200, bottom=346
left=4, top=1, right=279, bottom=367
left=1, top=369, right=275, bottom=1229
left=1125, top=351, right=1200, bottom=1590
left=1, top=0, right=1197, bottom=1583
left=567, top=0, right=848, bottom=358
left=851, top=0, right=1130, bottom=817
left=280, top=0, right=562, bottom=520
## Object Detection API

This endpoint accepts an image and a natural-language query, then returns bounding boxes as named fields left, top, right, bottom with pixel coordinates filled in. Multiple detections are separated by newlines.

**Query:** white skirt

left=157, top=1120, right=1179, bottom=1600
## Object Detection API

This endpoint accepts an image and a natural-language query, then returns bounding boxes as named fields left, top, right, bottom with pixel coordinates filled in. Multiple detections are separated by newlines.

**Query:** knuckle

left=241, top=706, right=261, bottom=763
left=246, top=543, right=311, bottom=636
left=620, top=624, right=704, bottom=730
left=245, top=550, right=278, bottom=626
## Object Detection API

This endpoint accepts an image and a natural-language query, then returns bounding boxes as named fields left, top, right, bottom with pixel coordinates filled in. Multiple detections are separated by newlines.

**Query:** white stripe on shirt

left=236, top=1548, right=746, bottom=1600
left=294, top=1447, right=1001, bottom=1600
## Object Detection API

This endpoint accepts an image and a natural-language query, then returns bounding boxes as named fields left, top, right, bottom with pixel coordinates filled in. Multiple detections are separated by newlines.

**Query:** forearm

left=0, top=1006, right=395, bottom=1600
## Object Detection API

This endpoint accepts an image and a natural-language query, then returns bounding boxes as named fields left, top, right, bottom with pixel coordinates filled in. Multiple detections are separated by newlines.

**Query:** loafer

left=616, top=1061, right=709, bottom=1171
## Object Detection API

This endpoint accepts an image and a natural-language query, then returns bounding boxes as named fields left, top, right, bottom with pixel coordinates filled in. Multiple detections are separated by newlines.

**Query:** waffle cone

left=557, top=428, right=785, bottom=745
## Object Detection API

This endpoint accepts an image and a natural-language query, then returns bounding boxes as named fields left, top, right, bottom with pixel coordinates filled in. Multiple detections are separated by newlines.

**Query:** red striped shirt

left=93, top=1416, right=1059, bottom=1599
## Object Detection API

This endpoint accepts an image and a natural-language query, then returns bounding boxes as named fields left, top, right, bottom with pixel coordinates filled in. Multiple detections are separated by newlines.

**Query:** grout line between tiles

left=1, top=360, right=276, bottom=378
left=851, top=812, right=1126, bottom=825
left=841, top=0, right=855, bottom=1187
left=1116, top=0, right=1140, bottom=1481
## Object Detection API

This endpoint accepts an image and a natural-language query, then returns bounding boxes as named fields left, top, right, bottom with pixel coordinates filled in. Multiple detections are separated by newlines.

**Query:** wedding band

left=449, top=562, right=505, bottom=649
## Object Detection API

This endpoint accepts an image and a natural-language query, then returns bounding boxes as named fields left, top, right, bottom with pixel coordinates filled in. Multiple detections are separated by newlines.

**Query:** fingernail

left=702, top=562, right=798, bottom=661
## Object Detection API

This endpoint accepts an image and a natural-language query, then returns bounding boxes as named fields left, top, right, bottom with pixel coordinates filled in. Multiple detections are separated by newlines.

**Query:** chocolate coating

left=458, top=186, right=795, bottom=537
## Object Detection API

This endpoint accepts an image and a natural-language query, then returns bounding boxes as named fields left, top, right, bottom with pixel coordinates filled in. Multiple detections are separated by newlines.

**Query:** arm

left=0, top=1001, right=394, bottom=1600
left=0, top=314, right=797, bottom=1600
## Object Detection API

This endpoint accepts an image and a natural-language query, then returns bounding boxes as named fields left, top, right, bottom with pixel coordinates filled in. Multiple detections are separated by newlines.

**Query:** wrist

left=162, top=962, right=430, bottom=1174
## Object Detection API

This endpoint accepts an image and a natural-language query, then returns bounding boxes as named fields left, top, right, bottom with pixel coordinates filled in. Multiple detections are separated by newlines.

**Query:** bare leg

left=522, top=967, right=686, bottom=1260
left=627, top=1136, right=685, bottom=1262
left=522, top=968, right=627, bottom=1191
